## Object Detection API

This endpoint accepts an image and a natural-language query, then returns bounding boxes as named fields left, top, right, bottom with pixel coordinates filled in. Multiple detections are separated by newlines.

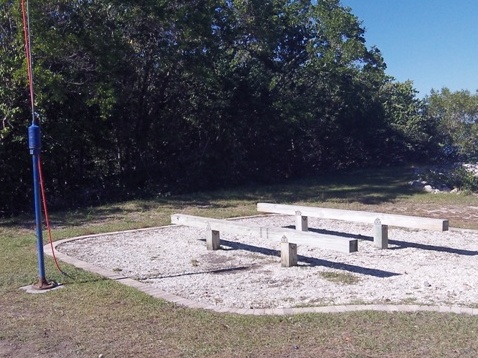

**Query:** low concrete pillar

left=374, top=218, right=388, bottom=249
left=295, top=211, right=308, bottom=231
left=280, top=236, right=298, bottom=267
left=206, top=224, right=220, bottom=250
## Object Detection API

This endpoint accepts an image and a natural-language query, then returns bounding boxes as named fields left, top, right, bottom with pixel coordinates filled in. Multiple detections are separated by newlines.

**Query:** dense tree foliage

left=425, top=88, right=478, bottom=161
left=1, top=0, right=32, bottom=213
left=0, top=0, right=461, bottom=215
left=379, top=80, right=441, bottom=163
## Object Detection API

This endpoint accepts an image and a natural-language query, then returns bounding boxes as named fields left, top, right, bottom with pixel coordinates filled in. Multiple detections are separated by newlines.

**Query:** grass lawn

left=1, top=166, right=478, bottom=357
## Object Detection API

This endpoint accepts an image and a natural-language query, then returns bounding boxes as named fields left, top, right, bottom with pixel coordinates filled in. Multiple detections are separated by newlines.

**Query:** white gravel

left=57, top=215, right=478, bottom=309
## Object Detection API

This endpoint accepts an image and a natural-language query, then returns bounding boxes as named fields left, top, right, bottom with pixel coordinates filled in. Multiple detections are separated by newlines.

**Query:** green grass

left=2, top=166, right=478, bottom=357
left=320, top=271, right=361, bottom=285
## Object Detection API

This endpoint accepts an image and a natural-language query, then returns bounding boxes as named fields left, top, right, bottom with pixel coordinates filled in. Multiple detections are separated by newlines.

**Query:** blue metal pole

left=22, top=1, right=56, bottom=290
left=28, top=123, right=50, bottom=288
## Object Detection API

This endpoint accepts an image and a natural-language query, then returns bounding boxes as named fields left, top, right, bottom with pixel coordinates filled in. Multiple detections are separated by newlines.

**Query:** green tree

left=1, top=0, right=432, bottom=214
left=286, top=0, right=389, bottom=170
left=380, top=80, right=439, bottom=163
left=425, top=88, right=478, bottom=161
left=0, top=0, right=34, bottom=214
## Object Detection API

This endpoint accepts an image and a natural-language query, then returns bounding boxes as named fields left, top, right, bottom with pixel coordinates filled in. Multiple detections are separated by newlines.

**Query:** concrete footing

left=206, top=227, right=221, bottom=250
left=374, top=219, right=388, bottom=249
left=20, top=282, right=63, bottom=294
left=281, top=236, right=298, bottom=267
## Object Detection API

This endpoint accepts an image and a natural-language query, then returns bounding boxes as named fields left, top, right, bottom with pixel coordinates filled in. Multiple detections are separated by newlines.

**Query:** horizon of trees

left=1, top=0, right=477, bottom=216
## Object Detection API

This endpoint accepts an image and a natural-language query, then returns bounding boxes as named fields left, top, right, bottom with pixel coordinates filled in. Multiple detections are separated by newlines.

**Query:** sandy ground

left=57, top=215, right=478, bottom=310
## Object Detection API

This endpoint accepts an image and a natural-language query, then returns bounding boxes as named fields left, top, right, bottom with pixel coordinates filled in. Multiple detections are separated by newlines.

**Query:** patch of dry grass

left=320, top=271, right=361, bottom=285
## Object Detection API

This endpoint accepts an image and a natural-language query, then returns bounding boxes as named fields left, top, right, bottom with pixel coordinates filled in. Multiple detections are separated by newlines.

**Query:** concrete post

left=206, top=224, right=220, bottom=250
left=280, top=236, right=298, bottom=267
left=374, top=218, right=388, bottom=249
left=295, top=211, right=308, bottom=231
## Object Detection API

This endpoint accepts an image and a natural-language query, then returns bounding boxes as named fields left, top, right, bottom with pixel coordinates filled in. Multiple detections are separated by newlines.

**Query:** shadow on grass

left=3, top=166, right=420, bottom=229
left=171, top=166, right=419, bottom=207
left=53, top=274, right=111, bottom=288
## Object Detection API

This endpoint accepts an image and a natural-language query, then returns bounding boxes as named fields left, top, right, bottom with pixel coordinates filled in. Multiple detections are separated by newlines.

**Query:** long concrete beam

left=257, top=203, right=449, bottom=232
left=171, top=214, right=358, bottom=254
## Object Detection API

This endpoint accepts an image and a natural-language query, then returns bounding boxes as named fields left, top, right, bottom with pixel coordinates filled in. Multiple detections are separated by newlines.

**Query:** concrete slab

left=20, top=283, right=64, bottom=294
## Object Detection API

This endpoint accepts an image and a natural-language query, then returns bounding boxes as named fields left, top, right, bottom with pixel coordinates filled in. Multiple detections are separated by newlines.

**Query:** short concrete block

left=206, top=228, right=220, bottom=250
left=438, top=306, right=453, bottom=313
left=212, top=306, right=231, bottom=314
left=251, top=309, right=267, bottom=315
left=449, top=306, right=465, bottom=314
left=295, top=211, right=308, bottom=231
left=374, top=219, right=388, bottom=249
left=281, top=237, right=298, bottom=267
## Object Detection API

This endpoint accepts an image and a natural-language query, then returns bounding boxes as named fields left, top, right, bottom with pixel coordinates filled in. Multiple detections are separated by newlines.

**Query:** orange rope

left=21, top=0, right=66, bottom=275
left=20, top=0, right=36, bottom=123
left=38, top=155, right=65, bottom=274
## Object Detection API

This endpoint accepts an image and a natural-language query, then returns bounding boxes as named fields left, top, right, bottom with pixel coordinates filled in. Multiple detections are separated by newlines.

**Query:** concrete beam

left=257, top=203, right=448, bottom=232
left=171, top=214, right=358, bottom=253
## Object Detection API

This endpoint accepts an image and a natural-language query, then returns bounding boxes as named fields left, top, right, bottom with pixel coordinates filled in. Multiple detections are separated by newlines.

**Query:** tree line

left=1, top=0, right=477, bottom=215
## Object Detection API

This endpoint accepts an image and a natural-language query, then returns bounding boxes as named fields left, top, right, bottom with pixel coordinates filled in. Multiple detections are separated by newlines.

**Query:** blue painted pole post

left=22, top=0, right=56, bottom=290
left=28, top=123, right=55, bottom=289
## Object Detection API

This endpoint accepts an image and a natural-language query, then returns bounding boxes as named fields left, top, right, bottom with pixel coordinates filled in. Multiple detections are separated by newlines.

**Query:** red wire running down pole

left=21, top=0, right=64, bottom=287
left=20, top=0, right=36, bottom=124
left=38, top=155, right=65, bottom=274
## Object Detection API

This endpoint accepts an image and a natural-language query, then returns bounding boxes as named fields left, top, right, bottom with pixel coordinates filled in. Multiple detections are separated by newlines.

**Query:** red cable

left=21, top=1, right=64, bottom=274
left=20, top=0, right=35, bottom=119
left=21, top=1, right=65, bottom=274
left=38, top=155, right=65, bottom=274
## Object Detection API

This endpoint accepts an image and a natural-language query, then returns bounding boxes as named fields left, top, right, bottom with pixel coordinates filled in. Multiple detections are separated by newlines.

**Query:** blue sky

left=340, top=0, right=478, bottom=97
